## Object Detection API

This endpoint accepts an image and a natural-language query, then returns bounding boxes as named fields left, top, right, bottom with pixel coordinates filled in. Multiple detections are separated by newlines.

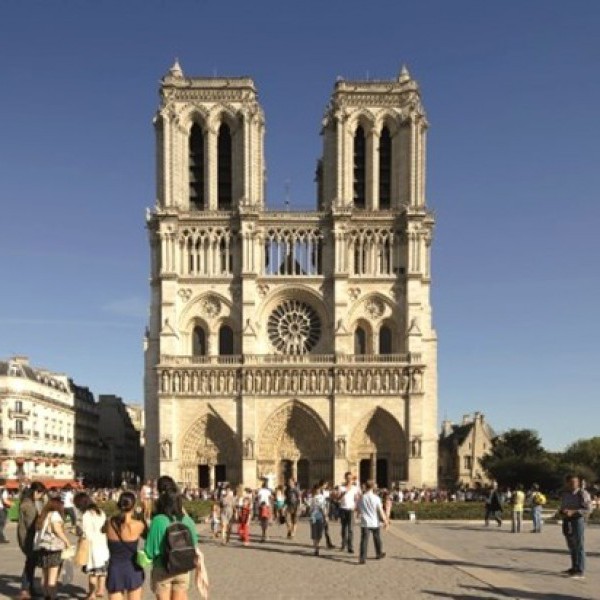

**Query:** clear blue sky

left=1, top=1, right=598, bottom=451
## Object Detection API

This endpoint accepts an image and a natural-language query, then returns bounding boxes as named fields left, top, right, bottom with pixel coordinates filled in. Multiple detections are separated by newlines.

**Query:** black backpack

left=164, top=519, right=196, bottom=575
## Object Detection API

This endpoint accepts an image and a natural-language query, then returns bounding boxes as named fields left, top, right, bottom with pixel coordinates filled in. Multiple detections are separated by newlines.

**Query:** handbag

left=74, top=536, right=90, bottom=566
left=34, top=514, right=66, bottom=552
left=61, top=546, right=76, bottom=561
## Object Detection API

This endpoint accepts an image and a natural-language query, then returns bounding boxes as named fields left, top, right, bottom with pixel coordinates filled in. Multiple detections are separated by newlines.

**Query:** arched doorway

left=350, top=407, right=407, bottom=488
left=258, top=400, right=332, bottom=487
left=179, top=411, right=241, bottom=488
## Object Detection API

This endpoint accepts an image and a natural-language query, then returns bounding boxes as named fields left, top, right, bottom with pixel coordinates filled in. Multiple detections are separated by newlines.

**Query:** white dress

left=82, top=510, right=110, bottom=573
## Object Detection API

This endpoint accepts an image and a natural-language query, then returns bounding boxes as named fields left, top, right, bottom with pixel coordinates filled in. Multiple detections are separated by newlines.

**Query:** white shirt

left=310, top=493, right=326, bottom=521
left=256, top=488, right=272, bottom=505
left=339, top=484, right=360, bottom=510
left=358, top=491, right=383, bottom=528
left=62, top=490, right=74, bottom=508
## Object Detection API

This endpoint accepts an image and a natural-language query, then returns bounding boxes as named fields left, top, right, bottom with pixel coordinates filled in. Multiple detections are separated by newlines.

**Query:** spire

left=398, top=64, right=411, bottom=83
left=168, top=58, right=184, bottom=79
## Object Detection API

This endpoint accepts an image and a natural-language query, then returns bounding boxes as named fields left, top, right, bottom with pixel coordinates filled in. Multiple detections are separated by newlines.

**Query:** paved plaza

left=0, top=519, right=598, bottom=599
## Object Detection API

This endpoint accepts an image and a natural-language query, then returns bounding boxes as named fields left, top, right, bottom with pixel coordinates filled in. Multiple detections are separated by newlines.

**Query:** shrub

left=390, top=501, right=560, bottom=521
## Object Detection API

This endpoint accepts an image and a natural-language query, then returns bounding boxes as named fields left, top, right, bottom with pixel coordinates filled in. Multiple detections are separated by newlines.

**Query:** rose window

left=267, top=299, right=321, bottom=354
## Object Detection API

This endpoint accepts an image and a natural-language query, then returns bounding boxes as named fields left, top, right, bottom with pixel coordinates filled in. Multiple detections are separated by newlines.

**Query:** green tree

left=480, top=429, right=553, bottom=489
left=563, top=437, right=600, bottom=482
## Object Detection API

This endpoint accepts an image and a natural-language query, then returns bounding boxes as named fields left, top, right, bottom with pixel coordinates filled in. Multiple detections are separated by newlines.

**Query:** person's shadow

left=0, top=574, right=87, bottom=599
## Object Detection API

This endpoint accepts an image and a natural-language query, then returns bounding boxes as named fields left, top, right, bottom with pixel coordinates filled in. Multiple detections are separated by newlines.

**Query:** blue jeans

left=531, top=505, right=542, bottom=532
left=563, top=517, right=585, bottom=573
left=512, top=510, right=522, bottom=533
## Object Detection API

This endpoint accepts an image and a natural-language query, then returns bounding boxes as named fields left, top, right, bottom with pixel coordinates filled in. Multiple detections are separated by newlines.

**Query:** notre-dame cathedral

left=144, top=61, right=437, bottom=490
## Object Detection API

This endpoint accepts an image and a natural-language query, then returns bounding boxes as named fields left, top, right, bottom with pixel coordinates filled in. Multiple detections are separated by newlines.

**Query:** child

left=238, top=497, right=251, bottom=546
left=259, top=501, right=271, bottom=542
left=210, top=502, right=221, bottom=539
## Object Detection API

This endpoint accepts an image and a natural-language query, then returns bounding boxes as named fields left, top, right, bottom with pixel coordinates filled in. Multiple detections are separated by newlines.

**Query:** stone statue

left=160, top=439, right=172, bottom=460
left=335, top=436, right=347, bottom=458
left=244, top=437, right=254, bottom=459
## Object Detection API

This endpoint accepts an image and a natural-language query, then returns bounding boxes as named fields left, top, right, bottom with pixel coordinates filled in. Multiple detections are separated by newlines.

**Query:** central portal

left=258, top=400, right=332, bottom=487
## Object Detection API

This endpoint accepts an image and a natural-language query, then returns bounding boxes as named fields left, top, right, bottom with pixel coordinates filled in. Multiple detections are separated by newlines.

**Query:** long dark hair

left=154, top=488, right=184, bottom=520
left=36, top=498, right=64, bottom=530
left=111, top=491, right=137, bottom=529
left=74, top=492, right=102, bottom=515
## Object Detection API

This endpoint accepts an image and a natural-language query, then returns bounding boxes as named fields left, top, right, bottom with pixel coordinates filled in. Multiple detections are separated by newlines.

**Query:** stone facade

left=438, top=412, right=494, bottom=488
left=145, top=62, right=438, bottom=489
left=0, top=357, right=75, bottom=485
left=98, top=395, right=143, bottom=486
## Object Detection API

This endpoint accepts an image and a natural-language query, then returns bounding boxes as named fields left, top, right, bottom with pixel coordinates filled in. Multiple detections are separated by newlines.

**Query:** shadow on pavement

left=461, top=584, right=592, bottom=600
left=0, top=574, right=87, bottom=599
left=488, top=545, right=600, bottom=558
left=402, top=556, right=558, bottom=577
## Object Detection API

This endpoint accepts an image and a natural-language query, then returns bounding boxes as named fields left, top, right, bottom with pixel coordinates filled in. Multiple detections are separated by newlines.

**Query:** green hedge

left=390, top=501, right=562, bottom=521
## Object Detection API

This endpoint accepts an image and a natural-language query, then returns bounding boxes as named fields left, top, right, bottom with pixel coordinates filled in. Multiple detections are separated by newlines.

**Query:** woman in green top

left=144, top=477, right=198, bottom=600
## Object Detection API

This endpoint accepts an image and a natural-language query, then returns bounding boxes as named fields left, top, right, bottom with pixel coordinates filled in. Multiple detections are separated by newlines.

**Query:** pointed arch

left=379, top=126, right=392, bottom=210
left=258, top=400, right=332, bottom=485
left=217, top=123, right=232, bottom=209
left=350, top=407, right=407, bottom=485
left=189, top=122, right=205, bottom=211
left=353, top=125, right=366, bottom=208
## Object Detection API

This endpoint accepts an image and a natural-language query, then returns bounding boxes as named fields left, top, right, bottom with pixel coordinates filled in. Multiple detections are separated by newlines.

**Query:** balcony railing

left=160, top=353, right=420, bottom=366
left=9, top=429, right=31, bottom=439
left=8, top=409, right=31, bottom=418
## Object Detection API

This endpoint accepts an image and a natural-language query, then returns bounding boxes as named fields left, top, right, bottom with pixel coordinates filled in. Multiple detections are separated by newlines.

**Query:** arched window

left=189, top=123, right=205, bottom=211
left=353, top=126, right=366, bottom=209
left=379, top=325, right=393, bottom=355
left=379, top=127, right=392, bottom=210
left=192, top=326, right=206, bottom=356
left=219, top=325, right=234, bottom=356
left=354, top=327, right=367, bottom=355
left=217, top=123, right=232, bottom=210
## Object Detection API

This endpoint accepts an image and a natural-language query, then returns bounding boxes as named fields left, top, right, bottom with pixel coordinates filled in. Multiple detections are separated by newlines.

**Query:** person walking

left=144, top=476, right=199, bottom=599
left=560, top=474, right=591, bottom=579
left=0, top=484, right=13, bottom=543
left=308, top=483, right=327, bottom=556
left=511, top=484, right=525, bottom=533
left=105, top=491, right=146, bottom=600
left=529, top=483, right=546, bottom=533
left=17, top=481, right=46, bottom=600
left=237, top=496, right=251, bottom=547
left=338, top=472, right=360, bottom=554
left=357, top=480, right=389, bottom=565
left=74, top=492, right=110, bottom=599
left=284, top=478, right=301, bottom=539
left=61, top=485, right=77, bottom=530
left=219, top=485, right=235, bottom=544
left=141, top=480, right=154, bottom=522
left=34, top=496, right=73, bottom=600
left=484, top=482, right=503, bottom=527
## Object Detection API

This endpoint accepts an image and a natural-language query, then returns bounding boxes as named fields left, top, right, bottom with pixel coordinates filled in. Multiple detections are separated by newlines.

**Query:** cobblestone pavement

left=0, top=520, right=597, bottom=599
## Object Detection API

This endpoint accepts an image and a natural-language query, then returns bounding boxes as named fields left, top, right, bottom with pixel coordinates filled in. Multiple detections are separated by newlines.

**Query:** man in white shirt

left=337, top=471, right=360, bottom=553
left=0, top=487, right=12, bottom=543
left=357, top=479, right=389, bottom=564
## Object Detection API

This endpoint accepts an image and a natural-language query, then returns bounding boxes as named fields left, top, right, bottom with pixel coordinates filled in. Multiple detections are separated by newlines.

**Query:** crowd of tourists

left=0, top=472, right=595, bottom=598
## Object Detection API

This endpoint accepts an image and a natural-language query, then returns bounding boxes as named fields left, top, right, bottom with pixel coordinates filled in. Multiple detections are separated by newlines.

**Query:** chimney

left=462, top=414, right=472, bottom=425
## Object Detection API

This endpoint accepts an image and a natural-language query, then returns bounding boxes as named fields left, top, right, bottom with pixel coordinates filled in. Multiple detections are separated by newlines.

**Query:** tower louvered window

left=218, top=123, right=232, bottom=210
left=189, top=124, right=205, bottom=211
left=353, top=126, right=366, bottom=209
left=379, top=127, right=391, bottom=209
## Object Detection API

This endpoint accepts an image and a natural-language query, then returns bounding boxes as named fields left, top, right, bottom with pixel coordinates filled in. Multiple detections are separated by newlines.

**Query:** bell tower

left=154, top=60, right=265, bottom=212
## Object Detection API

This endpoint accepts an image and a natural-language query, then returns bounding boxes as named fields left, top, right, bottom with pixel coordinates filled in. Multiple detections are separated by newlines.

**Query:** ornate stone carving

left=267, top=299, right=321, bottom=354
left=243, top=437, right=255, bottom=459
left=335, top=436, right=347, bottom=458
left=160, top=438, right=172, bottom=461
left=201, top=296, right=221, bottom=318
left=257, top=283, right=270, bottom=298
left=348, top=287, right=361, bottom=300
left=177, top=288, right=192, bottom=302
left=365, top=298, right=385, bottom=319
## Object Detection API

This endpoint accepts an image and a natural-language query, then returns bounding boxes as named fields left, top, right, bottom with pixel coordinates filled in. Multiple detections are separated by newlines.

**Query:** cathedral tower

left=145, top=63, right=437, bottom=489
